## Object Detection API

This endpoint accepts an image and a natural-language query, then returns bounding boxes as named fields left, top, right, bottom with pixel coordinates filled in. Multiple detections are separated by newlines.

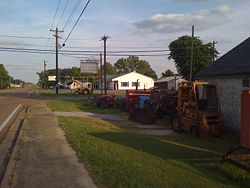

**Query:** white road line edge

left=0, top=104, right=22, bottom=133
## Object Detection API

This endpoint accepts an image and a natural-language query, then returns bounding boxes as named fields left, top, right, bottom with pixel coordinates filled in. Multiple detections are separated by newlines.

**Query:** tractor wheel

left=191, top=126, right=199, bottom=137
left=83, top=89, right=89, bottom=95
left=172, top=117, right=182, bottom=133
left=93, top=99, right=99, bottom=107
left=100, top=100, right=107, bottom=109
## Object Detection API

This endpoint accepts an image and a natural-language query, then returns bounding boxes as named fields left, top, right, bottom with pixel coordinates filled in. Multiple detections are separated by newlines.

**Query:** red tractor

left=93, top=94, right=116, bottom=109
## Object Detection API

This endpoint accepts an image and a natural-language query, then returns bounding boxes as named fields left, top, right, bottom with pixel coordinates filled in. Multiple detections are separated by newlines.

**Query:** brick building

left=196, top=37, right=250, bottom=132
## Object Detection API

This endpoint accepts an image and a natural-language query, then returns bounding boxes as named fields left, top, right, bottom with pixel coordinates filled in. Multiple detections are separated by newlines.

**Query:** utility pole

left=100, top=53, right=103, bottom=95
left=43, top=60, right=47, bottom=89
left=189, top=25, right=194, bottom=82
left=50, top=28, right=63, bottom=94
left=212, top=41, right=217, bottom=63
left=101, top=35, right=110, bottom=95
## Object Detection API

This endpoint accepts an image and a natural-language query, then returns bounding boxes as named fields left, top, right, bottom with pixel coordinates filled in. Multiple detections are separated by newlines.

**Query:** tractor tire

left=83, top=89, right=89, bottom=95
left=172, top=116, right=182, bottom=133
left=93, top=99, right=99, bottom=107
left=100, top=100, right=107, bottom=109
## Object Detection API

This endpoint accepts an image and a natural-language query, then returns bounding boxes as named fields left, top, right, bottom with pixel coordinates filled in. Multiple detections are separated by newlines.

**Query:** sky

left=0, top=0, right=249, bottom=83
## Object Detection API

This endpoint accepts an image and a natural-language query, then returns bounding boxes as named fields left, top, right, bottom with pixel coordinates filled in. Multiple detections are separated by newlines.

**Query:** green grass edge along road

left=48, top=100, right=127, bottom=115
left=48, top=100, right=250, bottom=188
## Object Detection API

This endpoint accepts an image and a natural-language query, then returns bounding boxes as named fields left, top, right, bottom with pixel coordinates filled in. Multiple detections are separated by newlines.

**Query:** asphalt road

left=0, top=88, right=33, bottom=126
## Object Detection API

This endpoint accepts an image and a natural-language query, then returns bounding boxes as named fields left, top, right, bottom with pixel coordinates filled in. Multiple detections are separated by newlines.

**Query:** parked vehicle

left=172, top=81, right=223, bottom=136
left=93, top=94, right=116, bottom=109
left=68, top=80, right=93, bottom=94
left=128, top=90, right=177, bottom=124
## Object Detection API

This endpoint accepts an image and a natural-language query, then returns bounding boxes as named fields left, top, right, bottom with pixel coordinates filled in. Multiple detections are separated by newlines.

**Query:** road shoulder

left=1, top=103, right=96, bottom=188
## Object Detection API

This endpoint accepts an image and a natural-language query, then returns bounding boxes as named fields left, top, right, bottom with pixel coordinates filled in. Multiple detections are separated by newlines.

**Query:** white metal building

left=154, top=76, right=186, bottom=90
left=111, top=71, right=154, bottom=90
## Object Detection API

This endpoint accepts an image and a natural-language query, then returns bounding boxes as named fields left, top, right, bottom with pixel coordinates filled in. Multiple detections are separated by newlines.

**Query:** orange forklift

left=172, top=81, right=223, bottom=136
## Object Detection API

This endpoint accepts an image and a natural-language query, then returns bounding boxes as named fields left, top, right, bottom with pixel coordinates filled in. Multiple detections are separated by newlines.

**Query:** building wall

left=168, top=78, right=187, bottom=90
left=155, top=78, right=187, bottom=90
left=203, top=78, right=247, bottom=132
left=112, top=72, right=154, bottom=90
left=154, top=82, right=168, bottom=89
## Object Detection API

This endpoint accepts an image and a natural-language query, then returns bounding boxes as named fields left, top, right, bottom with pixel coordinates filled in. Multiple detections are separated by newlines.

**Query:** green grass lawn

left=47, top=100, right=127, bottom=115
left=39, top=90, right=95, bottom=97
left=58, top=116, right=250, bottom=188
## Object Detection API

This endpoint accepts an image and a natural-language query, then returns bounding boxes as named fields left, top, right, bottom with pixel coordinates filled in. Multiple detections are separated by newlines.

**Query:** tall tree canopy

left=114, top=56, right=157, bottom=79
left=161, top=69, right=175, bottom=77
left=98, top=62, right=117, bottom=75
left=0, top=64, right=10, bottom=89
left=168, top=35, right=218, bottom=80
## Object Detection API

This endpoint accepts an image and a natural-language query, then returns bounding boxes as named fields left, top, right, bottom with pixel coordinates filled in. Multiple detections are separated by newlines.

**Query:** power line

left=61, top=0, right=91, bottom=46
left=57, top=0, right=69, bottom=28
left=0, top=35, right=53, bottom=39
left=62, top=0, right=82, bottom=31
left=51, top=0, right=61, bottom=30
left=43, top=0, right=62, bottom=63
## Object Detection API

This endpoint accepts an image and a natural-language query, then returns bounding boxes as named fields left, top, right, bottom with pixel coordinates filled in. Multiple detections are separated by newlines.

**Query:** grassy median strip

left=58, top=116, right=250, bottom=188
left=47, top=100, right=127, bottom=115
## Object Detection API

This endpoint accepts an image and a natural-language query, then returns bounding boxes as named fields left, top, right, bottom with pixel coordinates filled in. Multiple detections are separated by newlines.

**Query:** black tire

left=93, top=99, right=99, bottom=107
left=172, top=117, right=182, bottom=133
left=100, top=100, right=107, bottom=109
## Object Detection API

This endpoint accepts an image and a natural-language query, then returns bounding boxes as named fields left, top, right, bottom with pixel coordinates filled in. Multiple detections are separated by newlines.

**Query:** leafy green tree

left=98, top=62, right=117, bottom=75
left=161, top=69, right=175, bottom=77
left=168, top=35, right=218, bottom=80
left=0, top=64, right=10, bottom=89
left=114, top=56, right=157, bottom=79
left=70, top=67, right=81, bottom=78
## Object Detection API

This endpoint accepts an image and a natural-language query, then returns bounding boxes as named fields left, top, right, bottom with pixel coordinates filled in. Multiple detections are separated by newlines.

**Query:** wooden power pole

left=189, top=25, right=194, bottom=82
left=101, top=35, right=109, bottom=95
left=100, top=53, right=103, bottom=95
left=50, top=28, right=63, bottom=94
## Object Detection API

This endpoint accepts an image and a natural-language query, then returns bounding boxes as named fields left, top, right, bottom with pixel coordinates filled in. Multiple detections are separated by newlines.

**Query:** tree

left=0, top=64, right=10, bottom=89
left=114, top=56, right=157, bottom=79
left=98, top=62, right=117, bottom=75
left=70, top=67, right=81, bottom=78
left=161, top=69, right=175, bottom=77
left=168, top=35, right=218, bottom=80
left=37, top=67, right=100, bottom=88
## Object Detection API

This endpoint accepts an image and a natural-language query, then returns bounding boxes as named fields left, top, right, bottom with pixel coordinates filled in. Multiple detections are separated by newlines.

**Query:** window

left=242, top=79, right=250, bottom=87
left=121, top=82, right=129, bottom=87
left=132, top=82, right=140, bottom=87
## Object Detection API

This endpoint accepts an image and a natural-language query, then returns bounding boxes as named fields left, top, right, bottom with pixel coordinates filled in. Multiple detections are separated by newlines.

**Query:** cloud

left=133, top=4, right=231, bottom=33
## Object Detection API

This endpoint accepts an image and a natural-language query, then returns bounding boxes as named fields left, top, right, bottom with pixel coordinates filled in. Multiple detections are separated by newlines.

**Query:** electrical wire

left=0, top=48, right=170, bottom=57
left=62, top=0, right=91, bottom=46
left=62, top=0, right=82, bottom=31
left=0, top=35, right=52, bottom=39
left=43, top=0, right=62, bottom=62
left=50, top=0, right=61, bottom=30
left=0, top=46, right=170, bottom=53
left=57, top=0, right=69, bottom=28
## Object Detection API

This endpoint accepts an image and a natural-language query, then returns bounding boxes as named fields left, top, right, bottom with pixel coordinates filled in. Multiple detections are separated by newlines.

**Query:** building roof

left=154, top=76, right=181, bottom=83
left=112, top=71, right=154, bottom=81
left=196, top=37, right=250, bottom=78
